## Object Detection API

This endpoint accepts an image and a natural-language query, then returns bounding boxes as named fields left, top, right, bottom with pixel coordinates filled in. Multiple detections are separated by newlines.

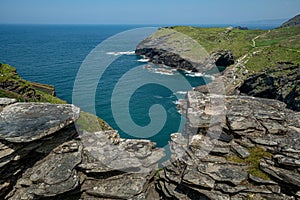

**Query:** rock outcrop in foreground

left=0, top=98, right=164, bottom=200
left=157, top=91, right=300, bottom=200
left=1, top=92, right=300, bottom=199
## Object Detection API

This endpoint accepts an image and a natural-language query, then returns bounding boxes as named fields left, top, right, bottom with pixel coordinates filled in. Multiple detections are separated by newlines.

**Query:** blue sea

left=0, top=24, right=277, bottom=147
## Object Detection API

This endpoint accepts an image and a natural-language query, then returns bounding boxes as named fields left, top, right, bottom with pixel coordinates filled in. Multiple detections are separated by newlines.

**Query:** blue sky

left=0, top=0, right=299, bottom=24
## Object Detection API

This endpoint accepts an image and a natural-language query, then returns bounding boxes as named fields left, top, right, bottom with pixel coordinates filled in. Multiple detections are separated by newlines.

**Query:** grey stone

left=215, top=183, right=247, bottom=194
left=9, top=140, right=82, bottom=198
left=192, top=188, right=230, bottom=200
left=0, top=103, right=80, bottom=143
left=183, top=165, right=215, bottom=189
left=244, top=185, right=273, bottom=194
left=0, top=98, right=16, bottom=107
left=82, top=173, right=150, bottom=199
left=260, top=160, right=300, bottom=186
left=231, top=142, right=251, bottom=158
left=198, top=162, right=248, bottom=186
left=275, top=154, right=300, bottom=168
left=250, top=138, right=278, bottom=146
left=80, top=131, right=164, bottom=173
left=248, top=174, right=277, bottom=185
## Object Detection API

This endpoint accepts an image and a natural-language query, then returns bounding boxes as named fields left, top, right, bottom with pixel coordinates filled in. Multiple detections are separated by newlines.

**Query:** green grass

left=227, top=147, right=272, bottom=180
left=1, top=62, right=113, bottom=133
left=164, top=26, right=300, bottom=74
left=76, top=111, right=112, bottom=132
left=0, top=63, right=66, bottom=104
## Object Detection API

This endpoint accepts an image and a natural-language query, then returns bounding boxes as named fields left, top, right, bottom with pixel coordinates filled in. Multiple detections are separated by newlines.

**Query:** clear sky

left=0, top=0, right=299, bottom=24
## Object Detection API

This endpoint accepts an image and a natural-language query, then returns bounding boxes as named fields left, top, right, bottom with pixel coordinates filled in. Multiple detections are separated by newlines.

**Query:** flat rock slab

left=0, top=98, right=17, bottom=107
left=8, top=140, right=82, bottom=199
left=0, top=103, right=80, bottom=143
left=82, top=173, right=150, bottom=199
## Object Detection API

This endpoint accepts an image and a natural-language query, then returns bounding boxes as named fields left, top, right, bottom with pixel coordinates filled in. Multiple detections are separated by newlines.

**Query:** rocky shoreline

left=0, top=25, right=300, bottom=199
left=1, top=90, right=299, bottom=199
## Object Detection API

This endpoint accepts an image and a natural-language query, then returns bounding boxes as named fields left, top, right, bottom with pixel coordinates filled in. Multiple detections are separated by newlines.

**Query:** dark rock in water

left=210, top=49, right=235, bottom=67
left=279, top=14, right=300, bottom=28
left=238, top=63, right=300, bottom=111
left=136, top=48, right=198, bottom=72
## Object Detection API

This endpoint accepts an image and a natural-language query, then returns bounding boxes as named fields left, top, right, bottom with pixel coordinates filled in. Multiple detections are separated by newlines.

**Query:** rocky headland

left=1, top=15, right=300, bottom=200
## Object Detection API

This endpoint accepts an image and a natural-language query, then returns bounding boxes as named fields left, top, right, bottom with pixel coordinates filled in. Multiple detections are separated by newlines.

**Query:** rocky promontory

left=157, top=91, right=300, bottom=200
left=135, top=28, right=234, bottom=73
left=1, top=91, right=299, bottom=199
left=0, top=99, right=165, bottom=199
left=1, top=15, right=300, bottom=199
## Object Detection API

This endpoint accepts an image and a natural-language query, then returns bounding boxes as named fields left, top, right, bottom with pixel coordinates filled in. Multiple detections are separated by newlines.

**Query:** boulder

left=0, top=103, right=80, bottom=143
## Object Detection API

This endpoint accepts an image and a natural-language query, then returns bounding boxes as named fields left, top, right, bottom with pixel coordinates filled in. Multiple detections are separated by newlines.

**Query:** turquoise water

left=0, top=24, right=276, bottom=147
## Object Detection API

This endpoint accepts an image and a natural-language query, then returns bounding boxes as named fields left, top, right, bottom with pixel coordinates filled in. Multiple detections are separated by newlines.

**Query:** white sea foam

left=153, top=67, right=178, bottom=76
left=176, top=91, right=187, bottom=95
left=137, top=58, right=150, bottom=62
left=106, top=51, right=135, bottom=56
left=186, top=72, right=203, bottom=77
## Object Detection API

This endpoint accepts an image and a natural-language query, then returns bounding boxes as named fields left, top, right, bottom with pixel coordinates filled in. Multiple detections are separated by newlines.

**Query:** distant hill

left=239, top=18, right=287, bottom=25
left=280, top=14, right=300, bottom=28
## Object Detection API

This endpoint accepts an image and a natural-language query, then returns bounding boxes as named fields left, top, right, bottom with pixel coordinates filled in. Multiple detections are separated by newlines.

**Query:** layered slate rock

left=79, top=130, right=165, bottom=199
left=238, top=63, right=300, bottom=111
left=7, top=141, right=82, bottom=199
left=0, top=99, right=81, bottom=199
left=156, top=91, right=300, bottom=200
left=1, top=92, right=300, bottom=200
left=0, top=99, right=164, bottom=200
left=0, top=102, right=80, bottom=143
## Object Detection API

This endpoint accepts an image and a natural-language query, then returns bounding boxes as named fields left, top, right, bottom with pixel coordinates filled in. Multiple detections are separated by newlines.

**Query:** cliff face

left=1, top=93, right=299, bottom=199
left=238, top=62, right=300, bottom=111
left=0, top=63, right=64, bottom=104
left=1, top=22, right=300, bottom=199
left=135, top=28, right=234, bottom=72
left=135, top=25, right=300, bottom=199
left=156, top=92, right=300, bottom=200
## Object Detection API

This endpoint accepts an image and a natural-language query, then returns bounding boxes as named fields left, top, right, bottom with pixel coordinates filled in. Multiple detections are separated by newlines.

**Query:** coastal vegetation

left=172, top=26, right=300, bottom=73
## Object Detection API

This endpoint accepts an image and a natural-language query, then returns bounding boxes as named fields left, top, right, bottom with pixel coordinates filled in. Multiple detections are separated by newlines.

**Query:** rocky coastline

left=1, top=22, right=300, bottom=199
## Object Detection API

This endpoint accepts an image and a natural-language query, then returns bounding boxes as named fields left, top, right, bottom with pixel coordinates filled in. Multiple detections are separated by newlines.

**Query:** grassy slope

left=0, top=63, right=66, bottom=104
left=172, top=26, right=300, bottom=73
left=0, top=63, right=111, bottom=131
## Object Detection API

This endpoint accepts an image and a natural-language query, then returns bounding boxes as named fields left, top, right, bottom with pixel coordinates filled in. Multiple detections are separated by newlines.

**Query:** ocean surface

left=0, top=24, right=278, bottom=147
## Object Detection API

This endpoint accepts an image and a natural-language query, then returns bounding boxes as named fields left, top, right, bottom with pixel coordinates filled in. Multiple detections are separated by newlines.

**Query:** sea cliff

left=1, top=16, right=300, bottom=199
